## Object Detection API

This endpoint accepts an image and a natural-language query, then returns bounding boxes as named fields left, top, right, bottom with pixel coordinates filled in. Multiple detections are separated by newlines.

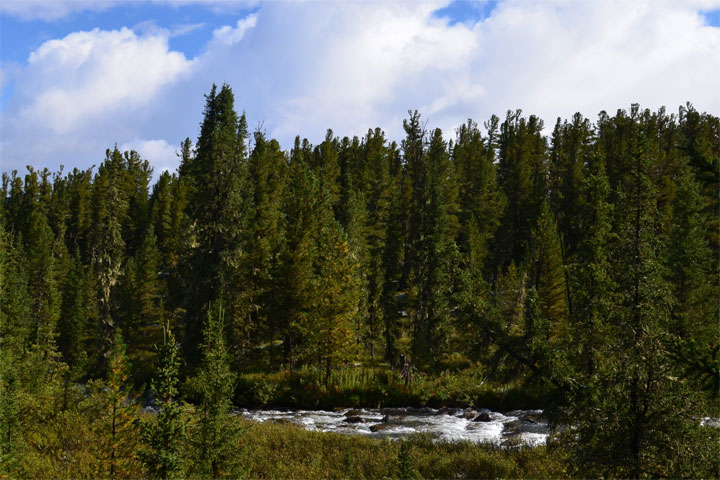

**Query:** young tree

left=310, top=221, right=360, bottom=383
left=85, top=332, right=141, bottom=478
left=140, top=325, right=185, bottom=479
left=191, top=304, right=241, bottom=478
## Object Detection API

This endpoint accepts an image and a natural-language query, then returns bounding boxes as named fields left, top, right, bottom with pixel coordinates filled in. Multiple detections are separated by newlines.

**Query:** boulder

left=344, top=409, right=364, bottom=417
left=345, top=416, right=365, bottom=424
left=473, top=412, right=492, bottom=422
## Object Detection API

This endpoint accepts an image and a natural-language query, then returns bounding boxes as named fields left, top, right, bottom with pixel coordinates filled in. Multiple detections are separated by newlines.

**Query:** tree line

left=1, top=84, right=718, bottom=477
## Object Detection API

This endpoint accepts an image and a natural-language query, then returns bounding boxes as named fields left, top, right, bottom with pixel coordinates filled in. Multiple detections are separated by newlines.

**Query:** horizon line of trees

left=1, top=83, right=718, bottom=477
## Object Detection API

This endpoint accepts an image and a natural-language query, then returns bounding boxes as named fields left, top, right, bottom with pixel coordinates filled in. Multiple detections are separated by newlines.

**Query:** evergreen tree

left=57, top=253, right=93, bottom=376
left=548, top=113, right=594, bottom=262
left=360, top=128, right=393, bottom=359
left=666, top=164, right=714, bottom=342
left=140, top=325, right=185, bottom=479
left=561, top=109, right=717, bottom=477
left=494, top=110, right=547, bottom=270
left=527, top=200, right=568, bottom=336
left=453, top=117, right=505, bottom=277
left=310, top=221, right=360, bottom=382
left=380, top=169, right=408, bottom=364
left=277, top=161, right=327, bottom=370
left=246, top=130, right=286, bottom=366
left=120, top=225, right=166, bottom=386
left=84, top=332, right=141, bottom=478
left=405, top=127, right=459, bottom=367
left=25, top=209, right=61, bottom=349
left=89, top=148, right=129, bottom=371
left=180, top=85, right=252, bottom=371
left=191, top=304, right=241, bottom=478
left=566, top=152, right=615, bottom=378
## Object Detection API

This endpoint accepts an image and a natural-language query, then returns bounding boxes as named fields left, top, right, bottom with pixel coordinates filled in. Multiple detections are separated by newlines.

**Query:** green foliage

left=82, top=332, right=142, bottom=478
left=140, top=326, right=186, bottom=479
left=2, top=92, right=718, bottom=479
left=188, top=304, right=243, bottom=478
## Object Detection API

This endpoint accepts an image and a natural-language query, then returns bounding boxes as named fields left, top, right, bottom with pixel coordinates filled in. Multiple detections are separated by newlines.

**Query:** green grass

left=234, top=418, right=566, bottom=479
left=232, top=365, right=540, bottom=411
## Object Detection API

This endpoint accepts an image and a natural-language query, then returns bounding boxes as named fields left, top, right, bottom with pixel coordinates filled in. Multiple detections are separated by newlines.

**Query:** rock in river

left=473, top=412, right=492, bottom=422
left=345, top=416, right=365, bottom=424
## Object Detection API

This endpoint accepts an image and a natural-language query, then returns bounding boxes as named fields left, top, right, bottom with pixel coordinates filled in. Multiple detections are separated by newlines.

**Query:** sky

left=1, top=0, right=719, bottom=178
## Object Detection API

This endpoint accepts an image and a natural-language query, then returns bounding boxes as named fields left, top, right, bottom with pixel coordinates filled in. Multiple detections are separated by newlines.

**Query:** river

left=237, top=407, right=550, bottom=446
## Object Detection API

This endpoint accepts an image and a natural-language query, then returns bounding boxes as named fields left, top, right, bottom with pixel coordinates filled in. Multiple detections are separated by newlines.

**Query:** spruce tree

left=561, top=109, right=718, bottom=478
left=310, top=221, right=360, bottom=382
left=452, top=117, right=505, bottom=277
left=246, top=130, right=286, bottom=366
left=360, top=128, right=393, bottom=359
left=277, top=160, right=327, bottom=370
left=140, top=325, right=185, bottom=479
left=180, top=85, right=252, bottom=371
left=191, top=304, right=241, bottom=478
left=527, top=200, right=568, bottom=336
left=120, top=225, right=165, bottom=386
left=84, top=332, right=141, bottom=478
left=494, top=110, right=547, bottom=270
left=405, top=127, right=459, bottom=367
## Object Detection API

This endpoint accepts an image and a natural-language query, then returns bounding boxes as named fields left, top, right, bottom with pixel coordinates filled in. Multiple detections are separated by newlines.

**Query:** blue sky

left=1, top=0, right=719, bottom=178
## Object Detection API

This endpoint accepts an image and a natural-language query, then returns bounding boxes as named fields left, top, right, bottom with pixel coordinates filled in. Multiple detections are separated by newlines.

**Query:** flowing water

left=237, top=407, right=550, bottom=446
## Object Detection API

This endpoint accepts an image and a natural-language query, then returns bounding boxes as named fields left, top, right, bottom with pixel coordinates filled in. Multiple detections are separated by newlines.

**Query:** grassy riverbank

left=227, top=365, right=542, bottom=411
left=237, top=419, right=565, bottom=479
left=15, top=406, right=565, bottom=479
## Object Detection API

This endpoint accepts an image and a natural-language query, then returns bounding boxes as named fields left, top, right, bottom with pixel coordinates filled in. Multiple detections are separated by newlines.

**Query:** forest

left=1, top=83, right=718, bottom=478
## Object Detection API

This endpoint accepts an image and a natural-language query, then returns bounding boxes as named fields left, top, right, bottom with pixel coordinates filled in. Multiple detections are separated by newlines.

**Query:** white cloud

left=2, top=0, right=719, bottom=177
left=1, top=27, right=192, bottom=172
left=210, top=14, right=258, bottom=46
left=121, top=138, right=179, bottom=176
left=17, top=28, right=191, bottom=133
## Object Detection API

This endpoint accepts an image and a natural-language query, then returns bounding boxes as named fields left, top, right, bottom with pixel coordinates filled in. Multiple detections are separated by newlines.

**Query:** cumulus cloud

left=2, top=0, right=719, bottom=177
left=1, top=27, right=192, bottom=172
left=188, top=0, right=720, bottom=147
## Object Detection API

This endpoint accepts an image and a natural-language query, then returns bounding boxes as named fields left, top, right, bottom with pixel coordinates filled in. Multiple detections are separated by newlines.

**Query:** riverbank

left=224, top=366, right=544, bottom=411
left=232, top=418, right=566, bottom=479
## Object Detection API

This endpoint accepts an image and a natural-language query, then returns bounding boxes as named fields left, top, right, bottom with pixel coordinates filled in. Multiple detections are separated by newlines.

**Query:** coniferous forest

left=1, top=84, right=718, bottom=478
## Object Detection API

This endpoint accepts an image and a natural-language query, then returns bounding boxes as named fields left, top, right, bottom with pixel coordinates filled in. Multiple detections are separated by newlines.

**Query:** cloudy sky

left=1, top=0, right=719, bottom=178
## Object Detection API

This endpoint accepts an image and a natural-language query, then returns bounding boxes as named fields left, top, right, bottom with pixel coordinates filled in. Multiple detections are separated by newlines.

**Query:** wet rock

left=381, top=415, right=391, bottom=423
left=462, top=410, right=478, bottom=419
left=522, top=414, right=540, bottom=424
left=345, top=409, right=364, bottom=417
left=473, top=412, right=492, bottom=422
left=381, top=407, right=407, bottom=416
left=370, top=423, right=394, bottom=432
left=345, top=416, right=365, bottom=423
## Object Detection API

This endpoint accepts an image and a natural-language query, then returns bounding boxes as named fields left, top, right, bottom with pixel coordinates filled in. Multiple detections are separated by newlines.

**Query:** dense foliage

left=1, top=84, right=718, bottom=478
